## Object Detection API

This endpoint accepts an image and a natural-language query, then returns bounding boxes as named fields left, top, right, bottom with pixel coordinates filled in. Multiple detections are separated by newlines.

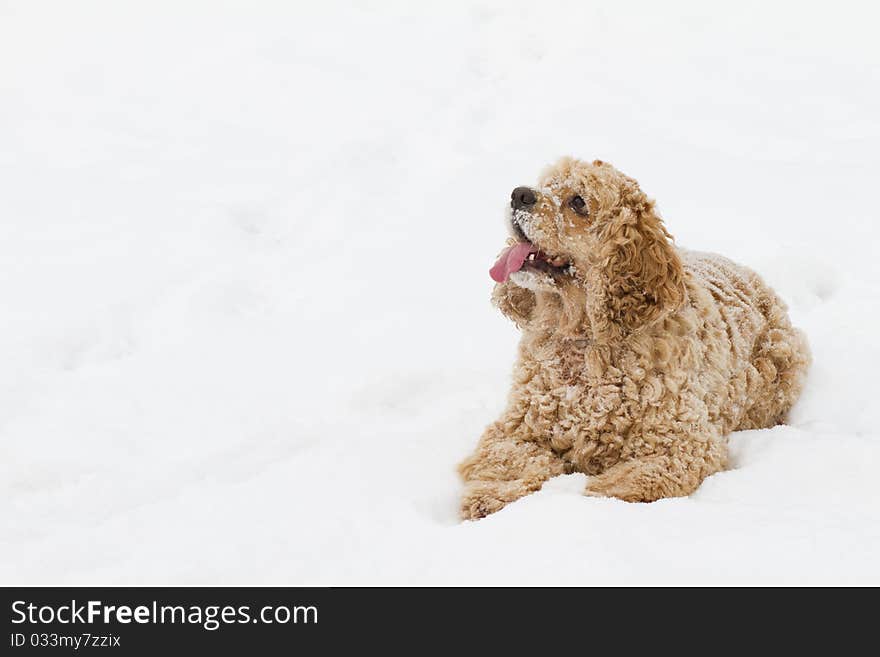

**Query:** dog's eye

left=568, top=195, right=588, bottom=216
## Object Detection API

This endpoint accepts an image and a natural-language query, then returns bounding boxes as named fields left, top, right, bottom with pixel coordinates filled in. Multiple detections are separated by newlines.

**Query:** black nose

left=511, top=186, right=537, bottom=210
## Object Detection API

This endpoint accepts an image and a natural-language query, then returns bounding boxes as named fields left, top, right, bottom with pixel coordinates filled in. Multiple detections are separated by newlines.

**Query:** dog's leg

left=458, top=421, right=568, bottom=520
left=584, top=437, right=727, bottom=502
left=491, top=282, right=536, bottom=326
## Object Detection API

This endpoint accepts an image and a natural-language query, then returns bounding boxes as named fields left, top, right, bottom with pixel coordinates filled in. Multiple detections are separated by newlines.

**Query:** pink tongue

left=490, top=242, right=537, bottom=282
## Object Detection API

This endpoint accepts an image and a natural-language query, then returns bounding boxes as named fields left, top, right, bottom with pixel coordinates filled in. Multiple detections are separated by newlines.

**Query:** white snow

left=2, top=0, right=879, bottom=585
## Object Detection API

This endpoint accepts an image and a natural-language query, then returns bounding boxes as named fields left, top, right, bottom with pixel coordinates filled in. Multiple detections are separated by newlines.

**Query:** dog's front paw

left=460, top=480, right=528, bottom=521
left=584, top=472, right=643, bottom=502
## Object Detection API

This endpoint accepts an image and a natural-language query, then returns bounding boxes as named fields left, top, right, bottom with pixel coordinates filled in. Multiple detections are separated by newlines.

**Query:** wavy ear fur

left=587, top=180, right=686, bottom=343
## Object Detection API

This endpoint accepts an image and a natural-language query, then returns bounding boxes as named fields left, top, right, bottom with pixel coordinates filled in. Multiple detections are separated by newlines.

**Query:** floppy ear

left=586, top=183, right=686, bottom=343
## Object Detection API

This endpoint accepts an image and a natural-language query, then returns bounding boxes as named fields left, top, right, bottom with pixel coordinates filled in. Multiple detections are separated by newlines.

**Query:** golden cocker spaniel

left=459, top=157, right=810, bottom=520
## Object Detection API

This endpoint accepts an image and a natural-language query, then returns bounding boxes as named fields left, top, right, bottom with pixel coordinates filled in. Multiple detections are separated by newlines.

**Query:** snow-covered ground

left=2, top=1, right=879, bottom=585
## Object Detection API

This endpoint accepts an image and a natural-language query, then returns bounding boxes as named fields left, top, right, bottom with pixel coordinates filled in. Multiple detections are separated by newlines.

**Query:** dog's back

left=680, top=248, right=811, bottom=431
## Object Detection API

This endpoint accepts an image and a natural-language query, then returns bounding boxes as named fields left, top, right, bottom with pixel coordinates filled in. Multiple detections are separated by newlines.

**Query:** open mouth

left=489, top=241, right=572, bottom=283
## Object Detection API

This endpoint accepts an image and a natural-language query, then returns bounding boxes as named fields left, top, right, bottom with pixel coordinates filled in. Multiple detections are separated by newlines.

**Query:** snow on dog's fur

left=459, top=157, right=810, bottom=520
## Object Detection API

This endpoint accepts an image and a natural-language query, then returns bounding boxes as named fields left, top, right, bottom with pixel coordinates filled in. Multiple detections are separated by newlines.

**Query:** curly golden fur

left=459, top=157, right=810, bottom=520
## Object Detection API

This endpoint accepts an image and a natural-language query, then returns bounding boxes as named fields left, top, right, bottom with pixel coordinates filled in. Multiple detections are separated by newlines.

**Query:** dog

left=459, top=157, right=810, bottom=520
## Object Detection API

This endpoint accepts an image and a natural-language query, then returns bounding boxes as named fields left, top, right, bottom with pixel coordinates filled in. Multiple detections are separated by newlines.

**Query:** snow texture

left=2, top=0, right=879, bottom=585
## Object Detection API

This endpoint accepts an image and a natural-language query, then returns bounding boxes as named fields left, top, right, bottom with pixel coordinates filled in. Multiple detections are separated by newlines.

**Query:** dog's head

left=490, top=157, right=686, bottom=342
